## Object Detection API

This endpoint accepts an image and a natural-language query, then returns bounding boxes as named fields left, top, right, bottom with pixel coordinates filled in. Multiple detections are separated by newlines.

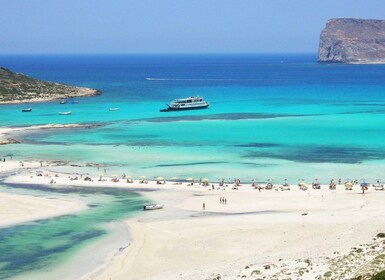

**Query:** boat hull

left=143, top=204, right=163, bottom=210
left=160, top=104, right=209, bottom=112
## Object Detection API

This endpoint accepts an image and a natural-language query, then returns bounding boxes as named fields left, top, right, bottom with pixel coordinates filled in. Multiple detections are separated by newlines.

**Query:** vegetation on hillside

left=0, top=67, right=100, bottom=103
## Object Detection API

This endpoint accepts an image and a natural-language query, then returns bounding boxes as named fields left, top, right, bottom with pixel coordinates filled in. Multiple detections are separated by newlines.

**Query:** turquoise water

left=1, top=54, right=385, bottom=182
left=0, top=183, right=148, bottom=279
left=1, top=54, right=385, bottom=278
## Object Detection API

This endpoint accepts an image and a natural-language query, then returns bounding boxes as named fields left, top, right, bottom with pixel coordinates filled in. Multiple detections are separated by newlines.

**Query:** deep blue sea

left=1, top=54, right=385, bottom=183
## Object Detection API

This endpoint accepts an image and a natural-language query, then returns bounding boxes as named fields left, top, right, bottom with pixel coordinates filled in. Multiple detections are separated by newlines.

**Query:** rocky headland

left=318, top=18, right=385, bottom=64
left=0, top=67, right=101, bottom=104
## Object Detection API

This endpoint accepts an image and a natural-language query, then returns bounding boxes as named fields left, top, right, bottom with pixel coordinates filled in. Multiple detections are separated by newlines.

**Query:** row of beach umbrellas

left=97, top=175, right=381, bottom=184
left=99, top=174, right=209, bottom=182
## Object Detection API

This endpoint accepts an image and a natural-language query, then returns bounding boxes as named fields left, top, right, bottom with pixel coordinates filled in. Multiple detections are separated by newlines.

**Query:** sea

left=1, top=54, right=385, bottom=278
left=1, top=54, right=385, bottom=183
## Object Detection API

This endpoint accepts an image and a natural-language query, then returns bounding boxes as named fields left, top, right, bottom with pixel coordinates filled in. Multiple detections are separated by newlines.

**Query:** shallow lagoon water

left=0, top=184, right=148, bottom=279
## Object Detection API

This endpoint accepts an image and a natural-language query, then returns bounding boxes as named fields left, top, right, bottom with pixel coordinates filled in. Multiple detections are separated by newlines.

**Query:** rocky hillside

left=0, top=67, right=100, bottom=104
left=318, top=18, right=385, bottom=64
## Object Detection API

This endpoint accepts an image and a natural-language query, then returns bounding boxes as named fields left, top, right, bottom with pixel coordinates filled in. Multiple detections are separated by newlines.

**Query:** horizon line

left=0, top=51, right=317, bottom=56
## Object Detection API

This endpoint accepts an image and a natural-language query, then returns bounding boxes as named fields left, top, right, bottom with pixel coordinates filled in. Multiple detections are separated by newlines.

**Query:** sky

left=1, top=0, right=385, bottom=54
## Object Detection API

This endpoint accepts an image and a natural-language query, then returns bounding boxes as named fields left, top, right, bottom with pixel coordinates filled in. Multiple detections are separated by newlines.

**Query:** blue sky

left=1, top=0, right=385, bottom=54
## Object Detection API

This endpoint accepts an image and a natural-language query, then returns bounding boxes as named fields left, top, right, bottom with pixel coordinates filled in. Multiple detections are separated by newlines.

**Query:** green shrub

left=372, top=270, right=385, bottom=280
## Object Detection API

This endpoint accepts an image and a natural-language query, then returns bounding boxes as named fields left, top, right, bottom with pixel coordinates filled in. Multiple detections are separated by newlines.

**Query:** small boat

left=109, top=108, right=119, bottom=111
left=59, top=100, right=67, bottom=104
left=160, top=96, right=209, bottom=112
left=59, top=111, right=72, bottom=115
left=143, top=204, right=163, bottom=211
left=22, top=108, right=32, bottom=112
left=373, top=181, right=384, bottom=191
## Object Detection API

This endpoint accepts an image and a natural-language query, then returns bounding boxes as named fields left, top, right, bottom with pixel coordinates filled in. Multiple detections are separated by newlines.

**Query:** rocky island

left=318, top=18, right=385, bottom=64
left=0, top=67, right=101, bottom=104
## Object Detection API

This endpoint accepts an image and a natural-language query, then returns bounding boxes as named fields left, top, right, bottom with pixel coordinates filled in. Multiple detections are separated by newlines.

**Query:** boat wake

left=146, top=77, right=262, bottom=81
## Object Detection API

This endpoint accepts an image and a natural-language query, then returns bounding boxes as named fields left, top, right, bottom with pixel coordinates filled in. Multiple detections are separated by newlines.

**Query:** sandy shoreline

left=1, top=123, right=384, bottom=279
left=0, top=86, right=100, bottom=105
left=0, top=161, right=86, bottom=229
left=2, top=162, right=385, bottom=279
left=0, top=191, right=86, bottom=228
left=0, top=123, right=102, bottom=145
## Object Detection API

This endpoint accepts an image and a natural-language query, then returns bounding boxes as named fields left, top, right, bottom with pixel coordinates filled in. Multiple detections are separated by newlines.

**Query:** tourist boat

left=59, top=100, right=67, bottom=104
left=143, top=204, right=163, bottom=211
left=160, top=96, right=209, bottom=112
left=109, top=108, right=119, bottom=111
left=58, top=111, right=72, bottom=115
left=22, top=108, right=32, bottom=112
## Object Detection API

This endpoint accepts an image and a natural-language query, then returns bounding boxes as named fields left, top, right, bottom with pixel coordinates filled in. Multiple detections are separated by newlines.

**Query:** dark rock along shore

left=318, top=18, right=385, bottom=64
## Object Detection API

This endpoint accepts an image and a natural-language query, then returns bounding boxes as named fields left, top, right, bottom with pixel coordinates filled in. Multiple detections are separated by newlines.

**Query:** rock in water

left=318, top=18, right=385, bottom=64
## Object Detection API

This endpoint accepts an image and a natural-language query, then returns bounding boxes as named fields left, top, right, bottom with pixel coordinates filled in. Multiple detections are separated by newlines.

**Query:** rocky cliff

left=318, top=18, right=385, bottom=64
left=0, top=67, right=101, bottom=104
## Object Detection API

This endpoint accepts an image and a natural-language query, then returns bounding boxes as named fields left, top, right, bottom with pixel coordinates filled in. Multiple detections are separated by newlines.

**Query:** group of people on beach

left=202, top=197, right=228, bottom=211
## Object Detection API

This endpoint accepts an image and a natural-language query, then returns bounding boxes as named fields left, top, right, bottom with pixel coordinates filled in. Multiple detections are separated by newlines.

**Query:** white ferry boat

left=160, top=96, right=209, bottom=112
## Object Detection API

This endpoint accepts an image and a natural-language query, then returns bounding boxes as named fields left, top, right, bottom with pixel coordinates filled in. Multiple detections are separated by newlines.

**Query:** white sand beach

left=0, top=191, right=85, bottom=228
left=0, top=122, right=384, bottom=279
left=2, top=163, right=385, bottom=280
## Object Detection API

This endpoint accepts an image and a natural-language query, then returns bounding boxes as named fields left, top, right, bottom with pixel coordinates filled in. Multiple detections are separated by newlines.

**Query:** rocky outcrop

left=0, top=67, right=101, bottom=104
left=318, top=18, right=385, bottom=64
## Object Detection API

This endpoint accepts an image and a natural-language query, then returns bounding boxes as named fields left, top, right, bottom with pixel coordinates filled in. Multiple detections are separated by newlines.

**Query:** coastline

left=0, top=86, right=101, bottom=105
left=0, top=191, right=86, bottom=228
left=0, top=157, right=87, bottom=228
left=0, top=123, right=103, bottom=145
left=3, top=163, right=385, bottom=279
left=1, top=125, right=385, bottom=279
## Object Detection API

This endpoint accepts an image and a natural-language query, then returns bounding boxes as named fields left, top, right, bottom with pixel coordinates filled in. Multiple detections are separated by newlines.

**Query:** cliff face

left=318, top=18, right=385, bottom=64
left=0, top=67, right=101, bottom=104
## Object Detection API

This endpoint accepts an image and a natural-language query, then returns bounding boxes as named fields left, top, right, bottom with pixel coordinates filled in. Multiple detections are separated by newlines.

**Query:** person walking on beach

left=203, top=202, right=206, bottom=210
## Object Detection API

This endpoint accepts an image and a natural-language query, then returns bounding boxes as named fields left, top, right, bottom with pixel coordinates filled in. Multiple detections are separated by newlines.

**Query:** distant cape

left=0, top=67, right=101, bottom=104
left=318, top=18, right=385, bottom=64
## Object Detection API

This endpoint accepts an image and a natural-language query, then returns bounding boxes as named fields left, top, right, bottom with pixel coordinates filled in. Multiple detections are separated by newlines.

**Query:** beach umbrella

left=186, top=178, right=194, bottom=181
left=202, top=178, right=208, bottom=182
left=156, top=176, right=164, bottom=181
left=126, top=175, right=132, bottom=178
left=171, top=176, right=178, bottom=180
